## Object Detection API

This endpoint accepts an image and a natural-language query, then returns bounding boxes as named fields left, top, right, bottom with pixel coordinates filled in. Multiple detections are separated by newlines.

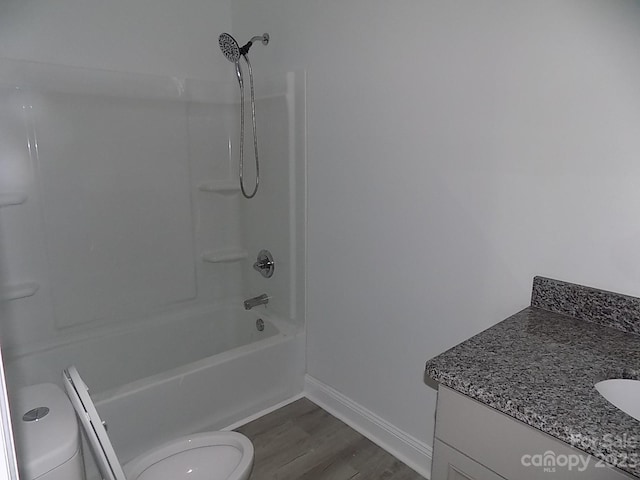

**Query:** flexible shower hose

left=239, top=54, right=259, bottom=199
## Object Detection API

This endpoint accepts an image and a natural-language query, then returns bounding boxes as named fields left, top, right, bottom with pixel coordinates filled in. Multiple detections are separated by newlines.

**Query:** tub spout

left=244, top=293, right=269, bottom=310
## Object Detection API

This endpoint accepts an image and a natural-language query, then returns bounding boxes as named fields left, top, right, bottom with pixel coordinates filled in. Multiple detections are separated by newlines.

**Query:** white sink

left=595, top=379, right=640, bottom=421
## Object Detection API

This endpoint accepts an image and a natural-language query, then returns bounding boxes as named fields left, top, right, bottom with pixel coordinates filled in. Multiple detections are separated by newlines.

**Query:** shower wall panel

left=187, top=100, right=244, bottom=305
left=242, top=94, right=291, bottom=318
left=0, top=61, right=305, bottom=376
left=242, top=71, right=306, bottom=327
left=34, top=93, right=196, bottom=328
left=0, top=61, right=246, bottom=352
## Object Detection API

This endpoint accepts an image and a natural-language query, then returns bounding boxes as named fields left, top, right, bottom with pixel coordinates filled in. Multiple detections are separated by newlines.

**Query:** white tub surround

left=0, top=59, right=307, bottom=473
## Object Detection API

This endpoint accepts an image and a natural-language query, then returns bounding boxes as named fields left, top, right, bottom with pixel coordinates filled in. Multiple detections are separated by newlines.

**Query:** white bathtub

left=5, top=305, right=305, bottom=466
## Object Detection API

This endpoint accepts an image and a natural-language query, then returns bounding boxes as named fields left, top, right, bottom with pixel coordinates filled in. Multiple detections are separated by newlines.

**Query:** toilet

left=12, top=366, right=254, bottom=480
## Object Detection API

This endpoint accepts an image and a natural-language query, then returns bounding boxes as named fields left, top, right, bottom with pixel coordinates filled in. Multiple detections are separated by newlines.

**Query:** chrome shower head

left=219, top=33, right=241, bottom=63
left=219, top=32, right=270, bottom=62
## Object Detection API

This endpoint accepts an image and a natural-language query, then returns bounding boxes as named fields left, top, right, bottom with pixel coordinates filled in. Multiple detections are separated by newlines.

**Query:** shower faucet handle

left=254, top=258, right=273, bottom=269
left=253, top=250, right=275, bottom=278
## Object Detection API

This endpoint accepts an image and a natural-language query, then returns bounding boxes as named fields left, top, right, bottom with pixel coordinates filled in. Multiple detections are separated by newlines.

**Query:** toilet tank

left=11, top=383, right=84, bottom=480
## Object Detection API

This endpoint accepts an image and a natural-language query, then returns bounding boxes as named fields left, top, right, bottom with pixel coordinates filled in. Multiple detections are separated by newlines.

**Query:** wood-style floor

left=235, top=398, right=426, bottom=480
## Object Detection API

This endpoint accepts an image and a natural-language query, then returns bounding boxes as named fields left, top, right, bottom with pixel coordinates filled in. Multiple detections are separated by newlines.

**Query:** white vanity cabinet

left=432, top=387, right=635, bottom=480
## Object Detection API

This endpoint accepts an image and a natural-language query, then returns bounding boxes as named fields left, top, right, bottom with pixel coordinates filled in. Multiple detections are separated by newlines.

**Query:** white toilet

left=12, top=366, right=254, bottom=480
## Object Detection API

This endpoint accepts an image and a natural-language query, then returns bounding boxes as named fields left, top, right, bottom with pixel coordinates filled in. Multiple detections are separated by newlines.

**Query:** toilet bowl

left=123, top=432, right=253, bottom=480
left=12, top=366, right=254, bottom=480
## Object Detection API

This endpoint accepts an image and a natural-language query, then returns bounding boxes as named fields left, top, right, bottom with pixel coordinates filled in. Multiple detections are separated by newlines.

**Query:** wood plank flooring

left=235, top=398, right=426, bottom=480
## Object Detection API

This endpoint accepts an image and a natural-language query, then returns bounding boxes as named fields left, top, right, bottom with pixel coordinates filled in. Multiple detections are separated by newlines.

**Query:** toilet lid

left=62, top=366, right=127, bottom=480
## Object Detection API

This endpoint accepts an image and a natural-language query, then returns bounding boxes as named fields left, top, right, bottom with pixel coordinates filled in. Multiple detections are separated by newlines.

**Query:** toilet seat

left=62, top=366, right=254, bottom=480
left=63, top=367, right=126, bottom=480
left=123, top=432, right=253, bottom=480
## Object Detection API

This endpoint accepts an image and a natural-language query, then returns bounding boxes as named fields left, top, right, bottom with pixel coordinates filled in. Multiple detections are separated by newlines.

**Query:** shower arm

left=251, top=34, right=270, bottom=45
left=239, top=34, right=270, bottom=56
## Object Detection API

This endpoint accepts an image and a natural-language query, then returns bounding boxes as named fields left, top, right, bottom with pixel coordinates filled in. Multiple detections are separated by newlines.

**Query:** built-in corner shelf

left=201, top=248, right=248, bottom=264
left=1, top=282, right=39, bottom=301
left=198, top=182, right=240, bottom=195
left=0, top=193, right=28, bottom=208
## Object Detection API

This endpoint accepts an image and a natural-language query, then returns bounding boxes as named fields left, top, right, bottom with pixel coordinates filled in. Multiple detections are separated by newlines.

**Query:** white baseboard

left=304, top=374, right=432, bottom=479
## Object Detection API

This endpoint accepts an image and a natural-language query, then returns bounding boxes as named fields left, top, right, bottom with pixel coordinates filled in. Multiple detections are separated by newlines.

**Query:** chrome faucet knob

left=253, top=250, right=275, bottom=278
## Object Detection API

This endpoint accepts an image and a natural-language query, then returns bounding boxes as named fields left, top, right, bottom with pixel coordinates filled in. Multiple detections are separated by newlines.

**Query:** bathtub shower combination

left=0, top=56, right=306, bottom=471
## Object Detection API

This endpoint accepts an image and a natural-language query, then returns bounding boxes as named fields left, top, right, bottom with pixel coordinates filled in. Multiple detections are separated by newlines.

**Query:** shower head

left=219, top=32, right=270, bottom=61
left=219, top=33, right=245, bottom=89
left=219, top=33, right=241, bottom=63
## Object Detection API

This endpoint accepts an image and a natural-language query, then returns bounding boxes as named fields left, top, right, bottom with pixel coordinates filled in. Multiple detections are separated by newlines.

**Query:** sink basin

left=595, top=379, right=640, bottom=421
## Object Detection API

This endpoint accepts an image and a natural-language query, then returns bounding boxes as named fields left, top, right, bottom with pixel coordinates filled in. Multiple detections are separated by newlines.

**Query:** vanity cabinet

left=432, top=439, right=506, bottom=480
left=432, top=387, right=635, bottom=480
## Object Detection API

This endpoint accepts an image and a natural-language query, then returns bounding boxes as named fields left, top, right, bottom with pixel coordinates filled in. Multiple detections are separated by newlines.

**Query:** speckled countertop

left=425, top=277, right=640, bottom=478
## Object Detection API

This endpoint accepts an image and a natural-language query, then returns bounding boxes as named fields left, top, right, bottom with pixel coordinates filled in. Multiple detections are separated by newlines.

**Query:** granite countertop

left=425, top=277, right=640, bottom=478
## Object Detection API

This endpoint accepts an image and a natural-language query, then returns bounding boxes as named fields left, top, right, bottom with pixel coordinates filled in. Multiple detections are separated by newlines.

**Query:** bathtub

left=5, top=305, right=305, bottom=466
